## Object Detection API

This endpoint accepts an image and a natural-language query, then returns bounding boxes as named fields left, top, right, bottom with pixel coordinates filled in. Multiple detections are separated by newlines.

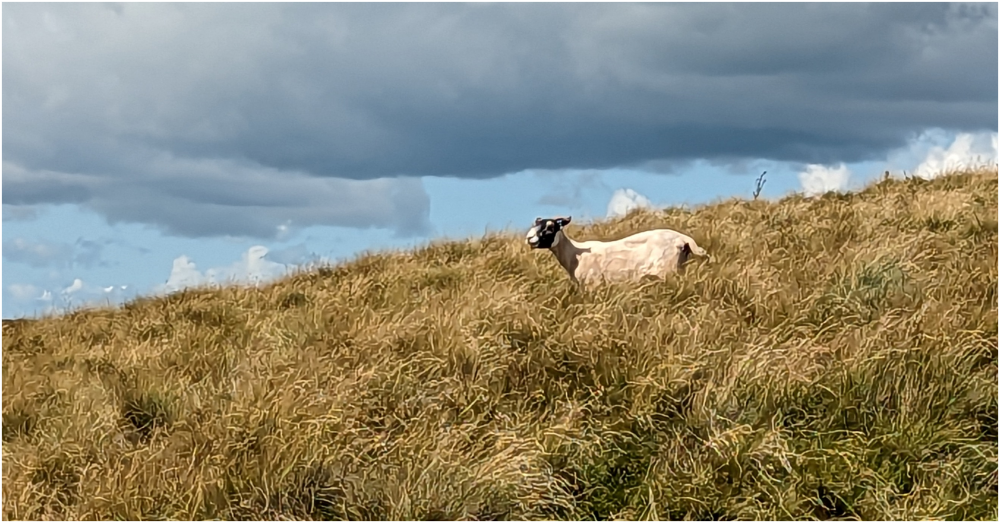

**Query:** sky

left=2, top=2, right=998, bottom=319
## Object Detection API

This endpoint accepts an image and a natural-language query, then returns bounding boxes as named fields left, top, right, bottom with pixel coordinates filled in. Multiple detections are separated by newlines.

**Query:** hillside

left=3, top=167, right=998, bottom=520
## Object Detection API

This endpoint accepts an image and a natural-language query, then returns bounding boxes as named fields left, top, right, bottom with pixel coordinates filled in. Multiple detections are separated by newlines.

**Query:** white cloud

left=607, top=188, right=654, bottom=218
left=156, top=245, right=290, bottom=295
left=210, top=245, right=286, bottom=285
left=158, top=255, right=205, bottom=294
left=276, top=222, right=293, bottom=241
left=882, top=129, right=998, bottom=179
left=798, top=163, right=851, bottom=197
left=5, top=277, right=132, bottom=317
left=913, top=131, right=998, bottom=180
left=62, top=278, right=84, bottom=295
left=4, top=278, right=133, bottom=315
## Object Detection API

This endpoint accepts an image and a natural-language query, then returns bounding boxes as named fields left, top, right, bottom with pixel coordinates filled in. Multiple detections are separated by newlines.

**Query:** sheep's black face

left=526, top=216, right=571, bottom=249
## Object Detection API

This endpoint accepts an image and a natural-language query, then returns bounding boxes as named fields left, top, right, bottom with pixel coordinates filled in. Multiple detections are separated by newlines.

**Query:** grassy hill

left=3, top=167, right=997, bottom=520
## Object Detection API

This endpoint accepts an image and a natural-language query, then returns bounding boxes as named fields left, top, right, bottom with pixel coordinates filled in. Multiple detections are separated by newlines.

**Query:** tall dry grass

left=2, top=167, right=997, bottom=520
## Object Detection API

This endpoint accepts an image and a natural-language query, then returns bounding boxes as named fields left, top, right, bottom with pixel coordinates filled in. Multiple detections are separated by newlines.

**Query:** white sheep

left=525, top=216, right=709, bottom=284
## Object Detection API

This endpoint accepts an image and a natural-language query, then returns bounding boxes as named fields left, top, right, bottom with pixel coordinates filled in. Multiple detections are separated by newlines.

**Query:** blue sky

left=3, top=3, right=997, bottom=318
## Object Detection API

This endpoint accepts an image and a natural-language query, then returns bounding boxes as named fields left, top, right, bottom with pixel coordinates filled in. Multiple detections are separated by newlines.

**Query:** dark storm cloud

left=2, top=162, right=94, bottom=205
left=82, top=159, right=433, bottom=238
left=2, top=2, right=996, bottom=237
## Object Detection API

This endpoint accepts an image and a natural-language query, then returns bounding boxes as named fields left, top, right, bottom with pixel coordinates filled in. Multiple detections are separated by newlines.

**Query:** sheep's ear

left=535, top=217, right=543, bottom=224
left=559, top=216, right=572, bottom=226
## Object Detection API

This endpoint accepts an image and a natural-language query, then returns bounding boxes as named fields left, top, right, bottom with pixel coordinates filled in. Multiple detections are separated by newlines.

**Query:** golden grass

left=3, top=166, right=998, bottom=520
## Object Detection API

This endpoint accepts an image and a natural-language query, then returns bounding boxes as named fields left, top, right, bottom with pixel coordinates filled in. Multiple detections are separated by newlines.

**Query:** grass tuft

left=120, top=388, right=174, bottom=442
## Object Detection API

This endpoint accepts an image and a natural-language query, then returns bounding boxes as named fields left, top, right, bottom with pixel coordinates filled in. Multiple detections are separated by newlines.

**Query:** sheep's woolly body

left=533, top=226, right=708, bottom=284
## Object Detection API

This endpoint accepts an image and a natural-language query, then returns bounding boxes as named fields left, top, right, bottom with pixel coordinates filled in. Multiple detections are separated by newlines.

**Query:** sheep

left=525, top=216, right=709, bottom=284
